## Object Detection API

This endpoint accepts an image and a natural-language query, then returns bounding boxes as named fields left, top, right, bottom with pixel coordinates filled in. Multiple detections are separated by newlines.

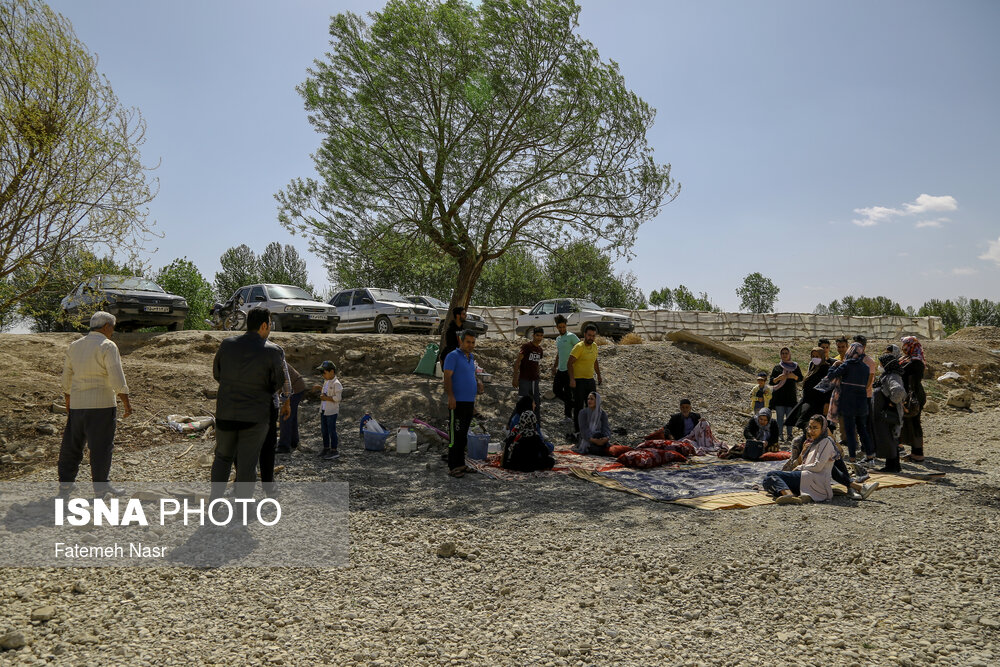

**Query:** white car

left=404, top=295, right=489, bottom=335
left=515, top=298, right=633, bottom=339
left=222, top=284, right=339, bottom=332
left=328, top=288, right=440, bottom=334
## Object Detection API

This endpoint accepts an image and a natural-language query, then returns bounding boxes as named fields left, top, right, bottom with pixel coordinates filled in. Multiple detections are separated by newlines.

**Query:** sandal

left=903, top=455, right=925, bottom=462
left=448, top=467, right=465, bottom=478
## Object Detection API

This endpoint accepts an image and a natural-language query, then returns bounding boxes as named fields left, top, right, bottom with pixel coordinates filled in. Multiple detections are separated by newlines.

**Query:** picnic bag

left=743, top=440, right=765, bottom=461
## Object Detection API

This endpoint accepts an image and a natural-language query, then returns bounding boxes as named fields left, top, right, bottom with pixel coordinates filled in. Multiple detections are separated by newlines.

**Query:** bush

left=619, top=332, right=644, bottom=345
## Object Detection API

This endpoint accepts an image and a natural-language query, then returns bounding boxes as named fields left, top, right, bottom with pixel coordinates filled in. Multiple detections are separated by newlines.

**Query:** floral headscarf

left=900, top=336, right=924, bottom=363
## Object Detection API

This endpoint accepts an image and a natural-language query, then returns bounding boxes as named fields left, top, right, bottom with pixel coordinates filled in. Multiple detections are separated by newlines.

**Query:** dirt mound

left=948, top=326, right=1000, bottom=345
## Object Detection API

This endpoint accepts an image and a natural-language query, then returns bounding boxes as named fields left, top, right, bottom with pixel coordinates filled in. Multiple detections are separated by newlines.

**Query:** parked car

left=222, top=284, right=339, bottom=332
left=514, top=298, right=633, bottom=339
left=60, top=275, right=189, bottom=332
left=404, top=295, right=489, bottom=335
left=328, top=288, right=439, bottom=334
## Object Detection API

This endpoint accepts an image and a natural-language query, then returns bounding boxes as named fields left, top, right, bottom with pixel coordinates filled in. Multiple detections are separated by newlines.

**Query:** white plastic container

left=395, top=428, right=417, bottom=454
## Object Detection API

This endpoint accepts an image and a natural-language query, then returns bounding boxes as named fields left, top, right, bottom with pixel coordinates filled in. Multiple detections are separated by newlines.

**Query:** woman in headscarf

left=873, top=351, right=907, bottom=472
left=825, top=341, right=875, bottom=463
left=787, top=347, right=833, bottom=433
left=575, top=391, right=611, bottom=455
left=763, top=415, right=837, bottom=505
left=505, top=394, right=554, bottom=452
left=769, top=347, right=804, bottom=442
left=899, top=336, right=927, bottom=462
left=501, top=408, right=556, bottom=472
left=743, top=407, right=780, bottom=448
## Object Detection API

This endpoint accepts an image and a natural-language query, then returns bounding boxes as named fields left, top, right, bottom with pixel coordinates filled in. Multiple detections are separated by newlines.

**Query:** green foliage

left=918, top=297, right=1000, bottom=334
left=154, top=258, right=213, bottom=330
left=0, top=0, right=157, bottom=315
left=277, top=0, right=678, bottom=312
left=214, top=244, right=259, bottom=301
left=13, top=246, right=137, bottom=332
left=0, top=279, right=18, bottom=331
left=260, top=242, right=313, bottom=293
left=545, top=241, right=646, bottom=309
left=649, top=285, right=717, bottom=311
left=648, top=287, right=674, bottom=310
left=736, top=272, right=780, bottom=313
left=328, top=228, right=457, bottom=298
left=474, top=248, right=551, bottom=306
left=816, top=295, right=906, bottom=317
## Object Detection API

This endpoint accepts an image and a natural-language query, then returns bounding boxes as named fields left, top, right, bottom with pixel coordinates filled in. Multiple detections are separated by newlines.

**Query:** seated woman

left=575, top=392, right=611, bottom=455
left=786, top=426, right=879, bottom=501
left=743, top=407, right=780, bottom=449
left=501, top=409, right=555, bottom=472
left=506, top=395, right=554, bottom=452
left=763, top=415, right=838, bottom=505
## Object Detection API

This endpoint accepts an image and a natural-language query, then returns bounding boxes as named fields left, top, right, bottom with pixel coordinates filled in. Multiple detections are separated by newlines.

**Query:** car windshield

left=265, top=285, right=315, bottom=301
left=421, top=296, right=448, bottom=308
left=369, top=289, right=408, bottom=302
left=573, top=299, right=604, bottom=311
left=101, top=276, right=164, bottom=293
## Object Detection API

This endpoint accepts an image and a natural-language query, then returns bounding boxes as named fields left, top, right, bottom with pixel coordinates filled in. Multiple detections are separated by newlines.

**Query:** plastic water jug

left=396, top=428, right=417, bottom=454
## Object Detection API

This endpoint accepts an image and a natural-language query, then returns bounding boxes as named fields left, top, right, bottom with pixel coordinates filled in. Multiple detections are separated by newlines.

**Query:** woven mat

left=569, top=468, right=935, bottom=510
left=465, top=448, right=622, bottom=481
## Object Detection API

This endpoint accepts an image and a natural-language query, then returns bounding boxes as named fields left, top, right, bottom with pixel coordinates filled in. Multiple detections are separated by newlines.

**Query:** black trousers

left=448, top=401, right=476, bottom=470
left=901, top=414, right=924, bottom=457
left=259, top=403, right=279, bottom=485
left=278, top=391, right=303, bottom=449
left=832, top=459, right=852, bottom=488
left=552, top=370, right=573, bottom=418
left=572, top=378, right=597, bottom=433
left=211, top=421, right=268, bottom=499
left=58, top=407, right=116, bottom=484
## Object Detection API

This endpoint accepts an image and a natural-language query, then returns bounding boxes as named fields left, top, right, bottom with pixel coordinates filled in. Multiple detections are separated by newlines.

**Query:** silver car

left=223, top=284, right=339, bottom=332
left=329, top=288, right=439, bottom=334
left=404, top=295, right=489, bottom=335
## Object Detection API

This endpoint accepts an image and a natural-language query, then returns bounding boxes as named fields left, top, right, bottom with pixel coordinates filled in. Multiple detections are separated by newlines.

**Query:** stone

left=979, top=618, right=999, bottom=629
left=0, top=454, right=13, bottom=465
left=0, top=631, right=26, bottom=650
left=345, top=350, right=366, bottom=361
left=31, top=606, right=57, bottom=622
left=923, top=400, right=940, bottom=414
left=946, top=389, right=973, bottom=409
left=435, top=542, right=456, bottom=558
left=937, top=372, right=962, bottom=383
left=72, top=580, right=88, bottom=595
left=51, top=402, right=68, bottom=414
left=341, top=386, right=357, bottom=399
left=35, top=423, right=56, bottom=435
left=202, top=387, right=218, bottom=399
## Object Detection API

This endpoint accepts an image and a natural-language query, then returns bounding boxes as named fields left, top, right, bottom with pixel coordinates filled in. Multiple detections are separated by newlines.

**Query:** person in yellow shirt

left=567, top=324, right=602, bottom=437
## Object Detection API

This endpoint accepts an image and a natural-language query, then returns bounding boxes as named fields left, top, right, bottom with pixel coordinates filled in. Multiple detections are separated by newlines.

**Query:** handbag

left=743, top=440, right=765, bottom=461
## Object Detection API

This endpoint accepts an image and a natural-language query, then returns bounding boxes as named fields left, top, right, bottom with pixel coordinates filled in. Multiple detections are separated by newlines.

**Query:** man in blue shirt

left=443, top=330, right=484, bottom=477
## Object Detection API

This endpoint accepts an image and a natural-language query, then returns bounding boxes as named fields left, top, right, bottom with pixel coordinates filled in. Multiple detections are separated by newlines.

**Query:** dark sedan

left=60, top=275, right=188, bottom=331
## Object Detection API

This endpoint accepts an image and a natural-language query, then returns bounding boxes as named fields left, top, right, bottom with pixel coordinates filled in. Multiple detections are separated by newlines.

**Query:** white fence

left=467, top=307, right=945, bottom=342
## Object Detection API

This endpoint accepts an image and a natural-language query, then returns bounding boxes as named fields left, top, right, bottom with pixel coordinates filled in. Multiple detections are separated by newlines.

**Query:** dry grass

left=620, top=332, right=644, bottom=345
left=595, top=335, right=611, bottom=346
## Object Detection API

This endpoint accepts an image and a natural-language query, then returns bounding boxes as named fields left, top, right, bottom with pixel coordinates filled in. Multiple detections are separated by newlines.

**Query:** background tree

left=0, top=0, right=157, bottom=315
left=327, top=229, right=458, bottom=298
left=277, top=0, right=678, bottom=330
left=670, top=285, right=718, bottom=312
left=259, top=242, right=314, bottom=293
left=0, top=279, right=18, bottom=332
left=648, top=287, right=675, bottom=310
left=474, top=247, right=551, bottom=306
left=154, top=258, right=213, bottom=330
left=918, top=297, right=1000, bottom=334
left=545, top=241, right=645, bottom=308
left=214, top=244, right=259, bottom=301
left=816, top=295, right=905, bottom=317
left=13, top=246, right=136, bottom=332
left=736, top=272, right=780, bottom=313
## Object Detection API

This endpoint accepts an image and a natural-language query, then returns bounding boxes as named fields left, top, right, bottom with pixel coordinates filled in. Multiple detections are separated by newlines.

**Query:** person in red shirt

left=513, top=327, right=545, bottom=421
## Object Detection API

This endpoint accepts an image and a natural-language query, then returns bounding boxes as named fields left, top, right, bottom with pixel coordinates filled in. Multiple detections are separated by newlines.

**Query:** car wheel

left=326, top=324, right=338, bottom=334
left=375, top=316, right=393, bottom=334
left=225, top=310, right=245, bottom=331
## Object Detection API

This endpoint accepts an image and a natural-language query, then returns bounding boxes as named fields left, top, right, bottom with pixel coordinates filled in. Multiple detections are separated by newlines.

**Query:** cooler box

left=363, top=430, right=391, bottom=451
left=467, top=433, right=490, bottom=460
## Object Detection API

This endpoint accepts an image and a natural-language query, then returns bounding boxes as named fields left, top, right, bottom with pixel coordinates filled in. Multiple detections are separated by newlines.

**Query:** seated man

left=666, top=399, right=702, bottom=441
left=743, top=407, right=780, bottom=449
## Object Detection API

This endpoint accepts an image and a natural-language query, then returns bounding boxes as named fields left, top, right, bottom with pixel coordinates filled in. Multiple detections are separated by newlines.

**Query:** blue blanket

left=601, top=460, right=785, bottom=501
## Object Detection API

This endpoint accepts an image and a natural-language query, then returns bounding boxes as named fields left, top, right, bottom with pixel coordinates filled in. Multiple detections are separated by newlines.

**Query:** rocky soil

left=1, top=332, right=999, bottom=666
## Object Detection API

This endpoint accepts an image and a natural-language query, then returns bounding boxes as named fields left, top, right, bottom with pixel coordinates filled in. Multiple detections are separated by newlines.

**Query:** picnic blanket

left=571, top=466, right=933, bottom=510
left=465, top=447, right=623, bottom=480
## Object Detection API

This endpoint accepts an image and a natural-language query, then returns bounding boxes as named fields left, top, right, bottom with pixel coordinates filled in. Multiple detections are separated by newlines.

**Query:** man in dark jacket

left=211, top=307, right=286, bottom=498
left=666, top=399, right=703, bottom=441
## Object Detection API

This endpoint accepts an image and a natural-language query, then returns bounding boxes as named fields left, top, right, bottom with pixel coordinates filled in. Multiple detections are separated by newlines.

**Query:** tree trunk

left=438, top=254, right=487, bottom=354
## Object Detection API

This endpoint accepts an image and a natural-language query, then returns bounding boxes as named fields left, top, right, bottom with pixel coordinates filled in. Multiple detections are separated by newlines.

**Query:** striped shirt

left=62, top=332, right=130, bottom=409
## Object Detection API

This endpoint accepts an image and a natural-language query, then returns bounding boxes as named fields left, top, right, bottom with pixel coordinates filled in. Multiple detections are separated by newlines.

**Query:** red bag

left=617, top=448, right=686, bottom=469
left=672, top=442, right=696, bottom=458
left=759, top=451, right=791, bottom=461
left=638, top=439, right=672, bottom=450
left=608, top=444, right=634, bottom=458
left=644, top=427, right=665, bottom=441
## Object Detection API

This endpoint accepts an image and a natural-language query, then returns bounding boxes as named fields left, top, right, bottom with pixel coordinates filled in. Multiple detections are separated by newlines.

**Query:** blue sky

left=45, top=0, right=1000, bottom=312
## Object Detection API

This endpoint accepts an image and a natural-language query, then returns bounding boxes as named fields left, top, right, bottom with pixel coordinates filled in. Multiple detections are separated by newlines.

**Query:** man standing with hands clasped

left=443, top=329, right=484, bottom=478
left=567, top=323, right=602, bottom=439
left=512, top=326, right=544, bottom=420
left=58, top=311, right=132, bottom=498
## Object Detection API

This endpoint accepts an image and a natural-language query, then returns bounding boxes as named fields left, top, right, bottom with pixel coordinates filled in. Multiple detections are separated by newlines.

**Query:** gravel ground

left=1, top=333, right=999, bottom=665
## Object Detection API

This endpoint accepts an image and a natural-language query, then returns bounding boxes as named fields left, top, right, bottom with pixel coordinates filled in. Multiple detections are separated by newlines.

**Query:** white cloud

left=904, top=194, right=958, bottom=215
left=915, top=217, right=950, bottom=229
left=952, top=267, right=977, bottom=276
left=851, top=194, right=958, bottom=227
left=979, top=236, right=1000, bottom=266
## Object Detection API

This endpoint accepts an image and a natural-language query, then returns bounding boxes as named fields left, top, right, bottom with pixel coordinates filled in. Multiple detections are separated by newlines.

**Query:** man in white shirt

left=58, top=311, right=132, bottom=497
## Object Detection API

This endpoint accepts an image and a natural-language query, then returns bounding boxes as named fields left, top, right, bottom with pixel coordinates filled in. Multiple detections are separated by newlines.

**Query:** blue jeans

left=774, top=405, right=794, bottom=440
left=843, top=413, right=874, bottom=459
left=321, top=413, right=339, bottom=451
left=763, top=470, right=802, bottom=496
left=279, top=391, right=303, bottom=449
left=518, top=379, right=541, bottom=420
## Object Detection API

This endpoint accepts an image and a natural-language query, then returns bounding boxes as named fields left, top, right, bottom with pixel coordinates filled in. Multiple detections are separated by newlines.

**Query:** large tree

left=545, top=241, right=645, bottom=308
left=0, top=0, right=157, bottom=315
left=214, top=244, right=259, bottom=301
left=259, top=242, right=314, bottom=293
left=154, top=258, right=213, bottom=330
left=277, top=0, right=677, bottom=325
left=474, top=246, right=551, bottom=306
left=736, top=271, right=780, bottom=313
